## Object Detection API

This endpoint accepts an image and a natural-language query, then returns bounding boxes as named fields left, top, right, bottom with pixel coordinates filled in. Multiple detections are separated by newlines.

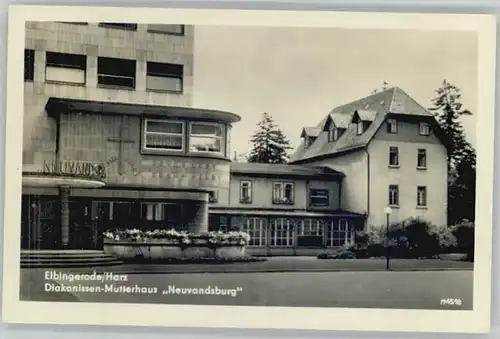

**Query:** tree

left=429, top=80, right=472, bottom=171
left=232, top=151, right=248, bottom=163
left=247, top=112, right=292, bottom=164
left=448, top=144, right=476, bottom=223
left=429, top=80, right=476, bottom=224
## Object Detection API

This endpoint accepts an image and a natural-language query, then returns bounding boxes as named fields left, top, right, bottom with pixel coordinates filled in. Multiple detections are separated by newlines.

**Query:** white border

left=2, top=5, right=496, bottom=334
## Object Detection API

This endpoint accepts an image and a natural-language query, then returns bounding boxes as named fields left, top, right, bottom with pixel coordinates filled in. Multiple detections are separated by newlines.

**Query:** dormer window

left=357, top=121, right=364, bottom=135
left=419, top=122, right=430, bottom=136
left=328, top=128, right=338, bottom=142
left=387, top=119, right=398, bottom=133
left=301, top=127, right=320, bottom=149
left=304, top=136, right=316, bottom=149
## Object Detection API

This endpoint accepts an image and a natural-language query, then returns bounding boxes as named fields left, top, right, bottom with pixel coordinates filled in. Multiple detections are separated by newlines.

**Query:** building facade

left=289, top=87, right=449, bottom=229
left=20, top=23, right=448, bottom=257
left=210, top=163, right=365, bottom=256
left=22, top=22, right=241, bottom=251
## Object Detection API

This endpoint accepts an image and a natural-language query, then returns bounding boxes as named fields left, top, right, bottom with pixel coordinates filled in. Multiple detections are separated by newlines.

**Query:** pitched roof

left=290, top=86, right=436, bottom=163
left=300, top=127, right=321, bottom=138
left=355, top=109, right=378, bottom=121
left=230, top=162, right=344, bottom=178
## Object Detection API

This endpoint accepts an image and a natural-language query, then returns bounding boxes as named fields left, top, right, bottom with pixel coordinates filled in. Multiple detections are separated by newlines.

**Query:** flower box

left=102, top=228, right=249, bottom=260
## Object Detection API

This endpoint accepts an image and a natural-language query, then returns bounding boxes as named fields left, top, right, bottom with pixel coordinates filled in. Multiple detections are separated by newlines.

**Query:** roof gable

left=389, top=87, right=433, bottom=116
left=322, top=115, right=336, bottom=131
left=300, top=127, right=321, bottom=138
left=355, top=109, right=378, bottom=122
left=329, top=112, right=351, bottom=129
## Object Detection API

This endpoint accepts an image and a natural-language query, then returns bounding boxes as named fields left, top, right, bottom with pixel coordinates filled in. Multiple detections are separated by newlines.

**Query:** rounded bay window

left=140, top=107, right=240, bottom=160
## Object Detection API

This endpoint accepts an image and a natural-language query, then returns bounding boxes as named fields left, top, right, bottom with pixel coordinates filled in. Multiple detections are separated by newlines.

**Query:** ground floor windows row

left=21, top=195, right=360, bottom=250
left=225, top=217, right=355, bottom=248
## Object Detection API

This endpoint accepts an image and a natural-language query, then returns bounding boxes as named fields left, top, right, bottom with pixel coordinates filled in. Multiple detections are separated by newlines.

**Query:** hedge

left=347, top=218, right=474, bottom=261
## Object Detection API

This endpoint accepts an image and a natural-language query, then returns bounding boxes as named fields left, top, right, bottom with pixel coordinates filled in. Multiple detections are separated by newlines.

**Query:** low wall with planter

left=102, top=229, right=249, bottom=260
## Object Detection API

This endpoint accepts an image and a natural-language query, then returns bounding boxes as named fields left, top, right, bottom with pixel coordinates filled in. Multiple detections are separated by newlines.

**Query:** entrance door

left=69, top=200, right=100, bottom=250
left=112, top=202, right=132, bottom=229
left=21, top=195, right=62, bottom=250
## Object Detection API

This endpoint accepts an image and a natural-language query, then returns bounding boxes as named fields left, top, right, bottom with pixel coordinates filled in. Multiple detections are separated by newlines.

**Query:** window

left=209, top=215, right=229, bottom=232
left=327, top=219, right=354, bottom=247
left=389, top=146, right=399, bottom=167
left=273, top=182, right=294, bottom=204
left=146, top=62, right=183, bottom=92
left=45, top=52, right=86, bottom=84
left=420, top=122, right=430, bottom=136
left=91, top=201, right=112, bottom=221
left=139, top=202, right=185, bottom=227
left=208, top=191, right=218, bottom=203
left=417, top=149, right=427, bottom=169
left=97, top=57, right=136, bottom=88
left=309, top=189, right=329, bottom=207
left=270, top=218, right=294, bottom=247
left=147, top=24, right=185, bottom=35
left=240, top=217, right=266, bottom=246
left=141, top=202, right=163, bottom=221
left=304, top=136, right=316, bottom=149
left=226, top=126, right=231, bottom=159
left=417, top=186, right=427, bottom=207
left=99, top=23, right=137, bottom=30
left=24, top=49, right=34, bottom=81
left=299, top=219, right=323, bottom=236
left=163, top=202, right=185, bottom=230
left=304, top=137, right=310, bottom=149
left=386, top=119, right=398, bottom=133
left=389, top=185, right=399, bottom=206
left=357, top=121, right=364, bottom=135
left=143, top=119, right=184, bottom=152
left=240, top=180, right=252, bottom=203
left=328, top=128, right=339, bottom=142
left=189, top=122, right=225, bottom=155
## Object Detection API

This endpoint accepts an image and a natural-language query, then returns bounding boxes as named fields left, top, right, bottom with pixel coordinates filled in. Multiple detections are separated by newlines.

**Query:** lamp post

left=383, top=206, right=392, bottom=270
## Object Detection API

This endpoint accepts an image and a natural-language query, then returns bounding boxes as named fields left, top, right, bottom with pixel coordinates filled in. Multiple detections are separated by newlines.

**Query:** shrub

left=451, top=220, right=475, bottom=261
left=428, top=223, right=457, bottom=252
left=348, top=218, right=457, bottom=259
left=387, top=218, right=442, bottom=258
left=348, top=227, right=388, bottom=258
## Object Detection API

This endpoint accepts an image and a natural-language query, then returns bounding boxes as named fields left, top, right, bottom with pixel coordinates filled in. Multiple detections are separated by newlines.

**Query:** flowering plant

left=103, top=228, right=251, bottom=246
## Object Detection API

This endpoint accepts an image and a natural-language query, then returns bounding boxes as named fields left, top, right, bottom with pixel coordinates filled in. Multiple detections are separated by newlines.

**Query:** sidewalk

left=66, top=257, right=474, bottom=275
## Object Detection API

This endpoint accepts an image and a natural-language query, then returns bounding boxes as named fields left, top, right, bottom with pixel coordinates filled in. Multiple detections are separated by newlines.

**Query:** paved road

left=20, top=269, right=473, bottom=310
left=51, top=257, right=474, bottom=275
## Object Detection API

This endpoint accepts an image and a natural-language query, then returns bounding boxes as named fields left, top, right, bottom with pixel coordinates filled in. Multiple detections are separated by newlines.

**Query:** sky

left=192, top=26, right=478, bottom=159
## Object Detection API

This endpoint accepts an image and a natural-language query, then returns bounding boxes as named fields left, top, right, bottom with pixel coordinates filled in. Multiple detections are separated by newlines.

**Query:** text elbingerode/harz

left=44, top=270, right=128, bottom=282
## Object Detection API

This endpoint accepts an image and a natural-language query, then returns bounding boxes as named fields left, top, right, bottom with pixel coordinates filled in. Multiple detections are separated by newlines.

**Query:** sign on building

left=41, top=160, right=107, bottom=180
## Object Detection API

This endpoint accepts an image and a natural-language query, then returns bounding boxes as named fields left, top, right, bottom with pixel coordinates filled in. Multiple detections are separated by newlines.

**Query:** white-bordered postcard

left=2, top=4, right=496, bottom=334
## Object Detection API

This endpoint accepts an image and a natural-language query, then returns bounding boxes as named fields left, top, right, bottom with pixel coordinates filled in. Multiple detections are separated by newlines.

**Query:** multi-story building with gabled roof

left=289, top=87, right=449, bottom=229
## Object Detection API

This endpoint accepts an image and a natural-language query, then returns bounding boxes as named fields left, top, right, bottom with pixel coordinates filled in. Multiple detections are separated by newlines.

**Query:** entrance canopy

left=22, top=172, right=106, bottom=189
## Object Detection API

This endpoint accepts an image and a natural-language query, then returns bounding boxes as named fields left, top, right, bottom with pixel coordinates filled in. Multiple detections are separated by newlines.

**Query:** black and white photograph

left=2, top=5, right=496, bottom=333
